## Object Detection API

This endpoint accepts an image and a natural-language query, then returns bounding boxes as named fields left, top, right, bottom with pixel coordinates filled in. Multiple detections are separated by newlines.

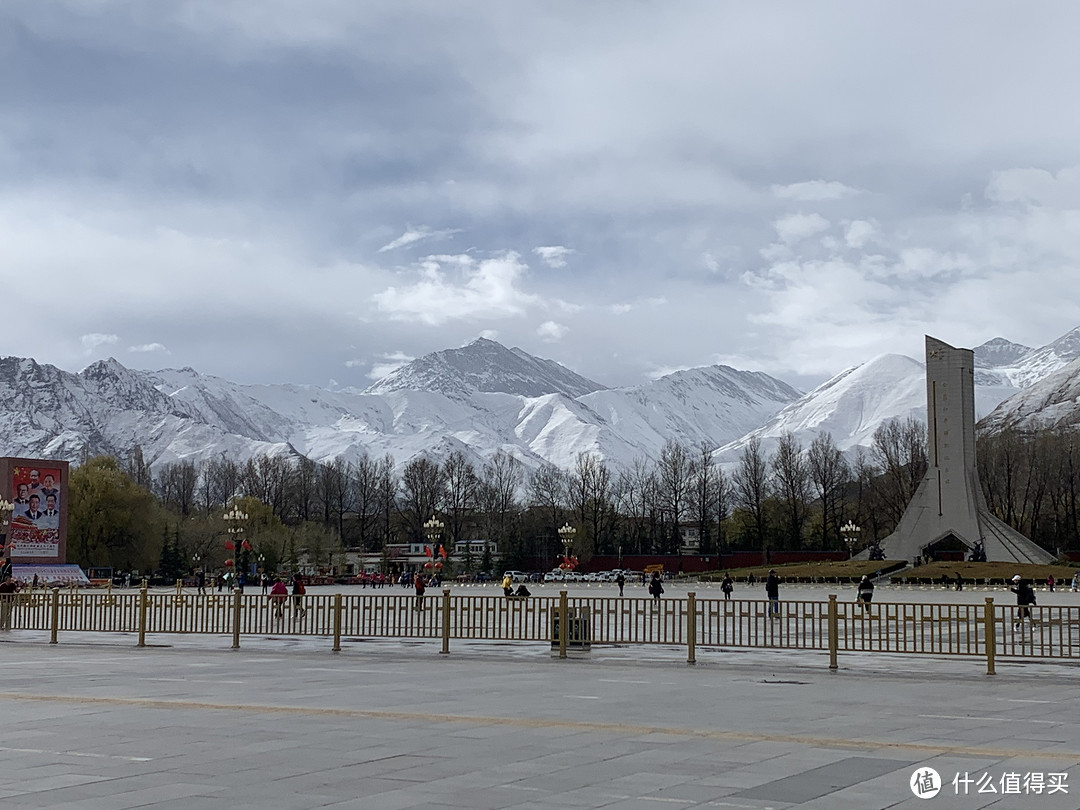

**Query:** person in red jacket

left=269, top=578, right=288, bottom=619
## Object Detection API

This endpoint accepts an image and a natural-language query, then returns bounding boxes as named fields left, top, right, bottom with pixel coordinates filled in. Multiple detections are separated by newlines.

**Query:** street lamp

left=0, top=498, right=13, bottom=580
left=423, top=516, right=444, bottom=581
left=558, top=523, right=577, bottom=569
left=224, top=506, right=248, bottom=590
left=840, top=520, right=862, bottom=558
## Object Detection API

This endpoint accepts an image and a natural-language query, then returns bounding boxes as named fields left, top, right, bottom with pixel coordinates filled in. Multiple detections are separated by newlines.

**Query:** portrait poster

left=9, top=464, right=63, bottom=559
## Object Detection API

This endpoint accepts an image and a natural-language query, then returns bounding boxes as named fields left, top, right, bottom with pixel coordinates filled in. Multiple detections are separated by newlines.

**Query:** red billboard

left=9, top=464, right=64, bottom=560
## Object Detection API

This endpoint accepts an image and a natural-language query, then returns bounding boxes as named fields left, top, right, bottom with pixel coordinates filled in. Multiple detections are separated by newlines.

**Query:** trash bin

left=551, top=607, right=591, bottom=650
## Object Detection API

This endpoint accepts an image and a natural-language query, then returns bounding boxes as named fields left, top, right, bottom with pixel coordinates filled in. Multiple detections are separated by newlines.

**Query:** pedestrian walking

left=1047, top=575, right=1055, bottom=593
left=414, top=575, right=426, bottom=610
left=269, top=578, right=288, bottom=619
left=197, top=569, right=206, bottom=595
left=1010, top=575, right=1037, bottom=631
left=721, top=574, right=733, bottom=601
left=0, top=574, right=19, bottom=631
left=292, top=573, right=307, bottom=617
left=648, top=572, right=664, bottom=600
left=765, top=570, right=780, bottom=617
left=954, top=572, right=963, bottom=592
left=616, top=571, right=625, bottom=597
left=1072, top=571, right=1079, bottom=593
left=856, top=575, right=874, bottom=613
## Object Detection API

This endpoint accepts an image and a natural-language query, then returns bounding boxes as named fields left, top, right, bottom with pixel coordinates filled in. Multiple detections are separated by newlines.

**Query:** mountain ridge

left=3, top=328, right=1080, bottom=474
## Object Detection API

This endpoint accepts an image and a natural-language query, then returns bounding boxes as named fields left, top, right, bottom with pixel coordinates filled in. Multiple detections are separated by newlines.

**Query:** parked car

left=544, top=571, right=565, bottom=583
left=503, top=570, right=529, bottom=583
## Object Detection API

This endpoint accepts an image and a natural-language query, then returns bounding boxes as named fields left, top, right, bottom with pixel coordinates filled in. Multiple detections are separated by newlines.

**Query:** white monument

left=878, top=336, right=1053, bottom=564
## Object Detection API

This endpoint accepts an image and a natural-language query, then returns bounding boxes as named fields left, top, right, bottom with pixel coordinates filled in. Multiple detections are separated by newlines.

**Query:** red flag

left=224, top=539, right=236, bottom=550
left=439, top=545, right=447, bottom=559
left=241, top=539, right=252, bottom=551
left=424, top=545, right=433, bottom=557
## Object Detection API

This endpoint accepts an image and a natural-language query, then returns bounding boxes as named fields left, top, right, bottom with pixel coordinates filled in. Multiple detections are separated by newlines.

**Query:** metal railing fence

left=2, top=588, right=1079, bottom=673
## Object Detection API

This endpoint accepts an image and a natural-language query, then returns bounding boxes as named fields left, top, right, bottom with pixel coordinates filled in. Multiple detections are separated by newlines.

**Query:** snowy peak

left=974, top=337, right=1033, bottom=368
left=980, top=356, right=1080, bottom=432
left=715, top=353, right=927, bottom=463
left=1007, top=326, right=1080, bottom=388
left=364, top=337, right=606, bottom=398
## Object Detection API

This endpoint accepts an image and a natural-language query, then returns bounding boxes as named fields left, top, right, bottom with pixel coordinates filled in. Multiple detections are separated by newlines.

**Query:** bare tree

left=477, top=450, right=524, bottom=564
left=615, top=458, right=657, bottom=555
left=870, top=417, right=927, bottom=525
left=567, top=452, right=616, bottom=558
left=733, top=436, right=770, bottom=554
left=399, top=456, right=447, bottom=542
left=442, top=451, right=479, bottom=554
left=772, top=432, right=810, bottom=549
left=656, top=439, right=693, bottom=555
left=808, top=431, right=850, bottom=549
left=528, top=462, right=569, bottom=562
left=691, top=442, right=720, bottom=555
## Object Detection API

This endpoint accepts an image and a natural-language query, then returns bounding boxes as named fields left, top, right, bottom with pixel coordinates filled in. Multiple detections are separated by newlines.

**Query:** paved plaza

left=2, top=583, right=1079, bottom=809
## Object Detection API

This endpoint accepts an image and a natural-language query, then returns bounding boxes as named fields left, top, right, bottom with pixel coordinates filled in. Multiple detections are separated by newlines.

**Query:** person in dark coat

left=857, top=575, right=874, bottom=612
left=721, top=574, right=733, bottom=601
left=765, top=570, right=780, bottom=616
left=648, top=572, right=664, bottom=600
left=1010, top=575, right=1036, bottom=630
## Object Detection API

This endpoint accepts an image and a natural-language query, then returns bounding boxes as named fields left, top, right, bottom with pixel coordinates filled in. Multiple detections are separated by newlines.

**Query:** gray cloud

left=3, top=1, right=1080, bottom=389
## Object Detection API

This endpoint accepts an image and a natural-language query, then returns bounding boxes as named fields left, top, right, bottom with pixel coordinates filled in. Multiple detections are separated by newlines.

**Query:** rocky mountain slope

left=3, top=327, right=1080, bottom=475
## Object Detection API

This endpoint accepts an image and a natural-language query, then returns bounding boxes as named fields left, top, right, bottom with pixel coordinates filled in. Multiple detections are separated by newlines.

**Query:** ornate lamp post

left=0, top=498, right=13, bottom=580
left=423, top=516, right=445, bottom=581
left=558, top=523, right=577, bottom=570
left=840, top=520, right=862, bottom=559
left=224, top=506, right=248, bottom=590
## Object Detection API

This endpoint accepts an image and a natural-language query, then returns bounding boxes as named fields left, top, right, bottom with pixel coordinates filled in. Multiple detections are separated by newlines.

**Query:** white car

left=503, top=570, right=529, bottom=583
left=543, top=571, right=565, bottom=583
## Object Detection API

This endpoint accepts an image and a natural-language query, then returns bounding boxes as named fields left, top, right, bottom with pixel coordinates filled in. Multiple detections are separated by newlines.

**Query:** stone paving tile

left=3, top=636, right=1080, bottom=809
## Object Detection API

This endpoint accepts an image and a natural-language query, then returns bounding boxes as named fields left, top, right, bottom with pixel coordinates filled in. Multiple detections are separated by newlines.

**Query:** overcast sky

left=5, top=1, right=1080, bottom=392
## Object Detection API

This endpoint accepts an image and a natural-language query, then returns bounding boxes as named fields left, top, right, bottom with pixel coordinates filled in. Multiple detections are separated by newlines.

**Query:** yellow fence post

left=828, top=594, right=838, bottom=670
left=984, top=597, right=996, bottom=675
left=687, top=591, right=697, bottom=665
left=137, top=586, right=148, bottom=648
left=332, top=592, right=343, bottom=652
left=440, top=587, right=451, bottom=655
left=231, top=589, right=242, bottom=649
left=49, top=587, right=60, bottom=645
left=558, top=590, right=568, bottom=659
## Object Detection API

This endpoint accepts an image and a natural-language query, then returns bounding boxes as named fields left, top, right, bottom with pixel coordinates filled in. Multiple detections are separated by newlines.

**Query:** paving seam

left=1, top=690, right=1075, bottom=762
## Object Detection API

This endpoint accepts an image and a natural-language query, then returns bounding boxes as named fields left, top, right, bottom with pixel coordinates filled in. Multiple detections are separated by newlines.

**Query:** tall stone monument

left=879, top=336, right=1053, bottom=564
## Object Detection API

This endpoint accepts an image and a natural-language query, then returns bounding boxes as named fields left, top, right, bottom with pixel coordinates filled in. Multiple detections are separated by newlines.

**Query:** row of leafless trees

left=977, top=427, right=1080, bottom=554
left=129, top=415, right=956, bottom=567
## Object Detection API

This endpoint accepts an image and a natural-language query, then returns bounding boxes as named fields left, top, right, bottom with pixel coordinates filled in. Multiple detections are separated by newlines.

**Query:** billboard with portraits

left=2, top=458, right=69, bottom=564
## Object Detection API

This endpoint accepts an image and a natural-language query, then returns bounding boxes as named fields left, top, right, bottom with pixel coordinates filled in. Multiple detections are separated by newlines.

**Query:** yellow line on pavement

left=1, top=690, right=1077, bottom=762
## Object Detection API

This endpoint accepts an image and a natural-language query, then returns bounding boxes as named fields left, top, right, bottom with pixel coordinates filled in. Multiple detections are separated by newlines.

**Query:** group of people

left=267, top=574, right=307, bottom=618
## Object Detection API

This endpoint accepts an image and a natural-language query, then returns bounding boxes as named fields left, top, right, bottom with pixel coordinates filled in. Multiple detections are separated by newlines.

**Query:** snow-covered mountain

left=4, top=327, right=1080, bottom=476
left=973, top=327, right=1080, bottom=389
left=364, top=337, right=604, bottom=398
left=0, top=340, right=801, bottom=473
left=714, top=354, right=927, bottom=465
left=973, top=337, right=1033, bottom=369
left=979, top=356, right=1080, bottom=433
